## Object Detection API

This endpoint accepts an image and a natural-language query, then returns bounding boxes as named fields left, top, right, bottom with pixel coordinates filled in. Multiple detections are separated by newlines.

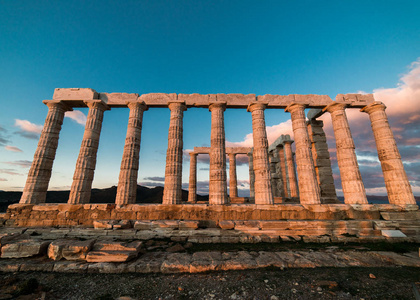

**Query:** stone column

left=209, top=103, right=228, bottom=205
left=361, top=102, right=416, bottom=206
left=247, top=152, right=255, bottom=198
left=115, top=102, right=147, bottom=205
left=68, top=101, right=108, bottom=204
left=188, top=152, right=197, bottom=203
left=283, top=140, right=299, bottom=198
left=163, top=102, right=187, bottom=205
left=20, top=101, right=71, bottom=204
left=278, top=146, right=289, bottom=198
left=324, top=103, right=367, bottom=204
left=247, top=103, right=273, bottom=205
left=307, top=119, right=339, bottom=203
left=228, top=153, right=238, bottom=198
left=285, top=104, right=320, bottom=204
left=269, top=151, right=280, bottom=197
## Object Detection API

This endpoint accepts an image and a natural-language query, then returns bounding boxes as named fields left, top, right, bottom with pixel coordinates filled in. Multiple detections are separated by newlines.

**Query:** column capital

left=323, top=102, right=348, bottom=113
left=127, top=101, right=148, bottom=111
left=189, top=152, right=197, bottom=158
left=42, top=100, right=73, bottom=112
left=285, top=103, right=307, bottom=113
left=282, top=140, right=294, bottom=146
left=361, top=101, right=386, bottom=114
left=247, top=102, right=267, bottom=112
left=228, top=152, right=236, bottom=159
left=209, top=102, right=226, bottom=112
left=168, top=101, right=187, bottom=112
left=84, top=100, right=110, bottom=111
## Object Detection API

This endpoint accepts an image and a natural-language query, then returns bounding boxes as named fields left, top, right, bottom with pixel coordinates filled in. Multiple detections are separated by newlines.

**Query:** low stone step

left=1, top=239, right=50, bottom=258
left=86, top=250, right=138, bottom=262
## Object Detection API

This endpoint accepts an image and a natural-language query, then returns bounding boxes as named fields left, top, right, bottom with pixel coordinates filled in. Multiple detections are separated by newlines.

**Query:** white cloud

left=5, top=145, right=23, bottom=152
left=15, top=119, right=43, bottom=134
left=65, top=110, right=87, bottom=125
left=226, top=119, right=293, bottom=147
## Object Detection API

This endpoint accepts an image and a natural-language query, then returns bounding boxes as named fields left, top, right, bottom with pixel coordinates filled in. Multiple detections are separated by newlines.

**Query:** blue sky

left=0, top=0, right=419, bottom=196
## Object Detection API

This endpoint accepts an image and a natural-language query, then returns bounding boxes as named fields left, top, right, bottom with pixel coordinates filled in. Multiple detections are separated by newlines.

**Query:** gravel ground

left=1, top=267, right=420, bottom=300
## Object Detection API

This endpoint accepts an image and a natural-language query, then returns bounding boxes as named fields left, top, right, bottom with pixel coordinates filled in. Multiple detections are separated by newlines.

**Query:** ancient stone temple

left=2, top=88, right=419, bottom=243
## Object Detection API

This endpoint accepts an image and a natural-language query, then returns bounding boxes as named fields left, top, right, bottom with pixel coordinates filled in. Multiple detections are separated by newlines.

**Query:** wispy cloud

left=65, top=110, right=87, bottom=125
left=14, top=119, right=43, bottom=140
left=0, top=168, right=22, bottom=176
left=0, top=178, right=7, bottom=181
left=5, top=160, right=32, bottom=168
left=0, top=125, right=9, bottom=146
left=143, top=176, right=165, bottom=182
left=5, top=145, right=23, bottom=152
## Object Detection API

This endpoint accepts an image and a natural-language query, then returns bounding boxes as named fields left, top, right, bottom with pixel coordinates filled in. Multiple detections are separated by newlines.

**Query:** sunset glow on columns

left=361, top=102, right=416, bottom=206
left=68, top=101, right=108, bottom=204
left=278, top=146, right=289, bottom=198
left=248, top=103, right=273, bottom=205
left=115, top=102, right=147, bottom=205
left=285, top=103, right=320, bottom=204
left=325, top=103, right=367, bottom=204
left=247, top=152, right=255, bottom=198
left=188, top=152, right=197, bottom=203
left=20, top=101, right=71, bottom=204
left=283, top=140, right=298, bottom=198
left=228, top=153, right=238, bottom=198
left=163, top=102, right=186, bottom=205
left=209, top=103, right=228, bottom=205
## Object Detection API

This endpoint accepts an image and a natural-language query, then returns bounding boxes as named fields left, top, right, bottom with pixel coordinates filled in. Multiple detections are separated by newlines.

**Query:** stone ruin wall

left=3, top=88, right=418, bottom=228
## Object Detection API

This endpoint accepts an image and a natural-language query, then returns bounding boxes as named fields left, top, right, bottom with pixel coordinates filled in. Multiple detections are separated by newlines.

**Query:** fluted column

left=228, top=153, right=238, bottom=198
left=247, top=103, right=273, bottom=205
left=163, top=102, right=187, bottom=205
left=285, top=103, right=320, bottom=204
left=115, top=102, right=147, bottom=205
left=68, top=101, right=108, bottom=204
left=325, top=103, right=367, bottom=204
left=278, top=146, right=288, bottom=198
left=188, top=152, right=197, bottom=203
left=283, top=141, right=298, bottom=198
left=247, top=152, right=255, bottom=198
left=307, top=119, right=339, bottom=203
left=361, top=102, right=416, bottom=206
left=20, top=101, right=72, bottom=204
left=209, top=103, right=228, bottom=205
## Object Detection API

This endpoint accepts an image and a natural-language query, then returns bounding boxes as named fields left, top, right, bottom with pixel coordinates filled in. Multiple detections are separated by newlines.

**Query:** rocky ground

left=1, top=267, right=420, bottom=300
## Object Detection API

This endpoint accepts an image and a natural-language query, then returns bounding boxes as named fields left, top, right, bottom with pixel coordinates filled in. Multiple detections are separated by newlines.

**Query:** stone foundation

left=2, top=203, right=419, bottom=228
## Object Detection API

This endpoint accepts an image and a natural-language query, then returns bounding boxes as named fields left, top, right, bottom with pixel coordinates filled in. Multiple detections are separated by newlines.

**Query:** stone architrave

left=163, top=102, right=187, bottom=205
left=209, top=103, right=228, bottom=205
left=361, top=101, right=416, bottom=206
left=68, top=101, right=108, bottom=204
left=277, top=146, right=288, bottom=198
left=307, top=119, right=338, bottom=203
left=115, top=102, right=147, bottom=205
left=324, top=103, right=367, bottom=204
left=188, top=152, right=197, bottom=203
left=247, top=152, right=255, bottom=198
left=283, top=140, right=298, bottom=198
left=285, top=103, right=320, bottom=204
left=247, top=103, right=273, bottom=205
left=228, top=153, right=238, bottom=198
left=20, top=101, right=72, bottom=204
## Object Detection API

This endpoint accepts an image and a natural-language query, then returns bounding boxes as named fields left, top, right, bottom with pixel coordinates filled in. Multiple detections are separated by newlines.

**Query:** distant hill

left=0, top=185, right=209, bottom=212
left=1, top=187, right=419, bottom=212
